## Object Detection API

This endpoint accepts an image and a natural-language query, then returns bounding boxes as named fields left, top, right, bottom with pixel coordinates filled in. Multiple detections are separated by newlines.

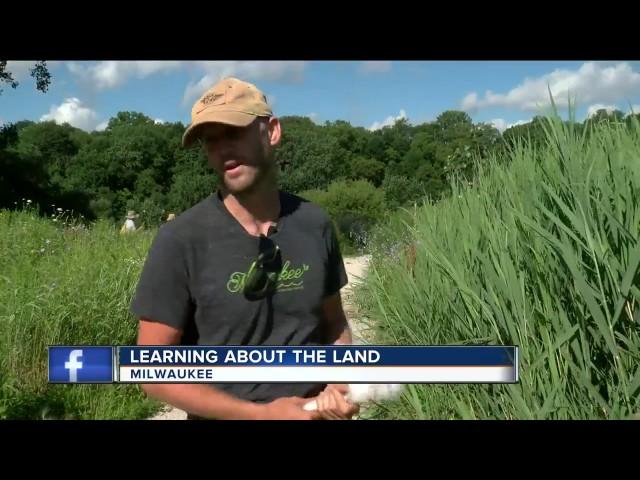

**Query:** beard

left=219, top=148, right=277, bottom=197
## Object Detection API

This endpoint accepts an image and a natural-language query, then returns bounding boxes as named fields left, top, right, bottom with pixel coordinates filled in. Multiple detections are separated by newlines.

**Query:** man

left=131, top=77, right=359, bottom=420
left=120, top=210, right=138, bottom=234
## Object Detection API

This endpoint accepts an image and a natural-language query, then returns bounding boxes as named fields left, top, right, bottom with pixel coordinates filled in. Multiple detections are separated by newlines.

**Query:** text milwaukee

left=129, top=367, right=215, bottom=380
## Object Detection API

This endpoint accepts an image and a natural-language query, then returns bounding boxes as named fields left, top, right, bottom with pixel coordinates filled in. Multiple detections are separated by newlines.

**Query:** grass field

left=357, top=114, right=640, bottom=419
left=0, top=209, right=160, bottom=419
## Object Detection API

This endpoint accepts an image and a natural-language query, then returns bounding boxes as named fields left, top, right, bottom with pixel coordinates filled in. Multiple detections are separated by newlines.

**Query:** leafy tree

left=587, top=108, right=625, bottom=124
left=300, top=179, right=386, bottom=248
left=366, top=132, right=385, bottom=160
left=382, top=174, right=425, bottom=209
left=625, top=112, right=640, bottom=128
left=167, top=147, right=218, bottom=213
left=503, top=116, right=549, bottom=151
left=0, top=61, right=51, bottom=95
left=435, top=110, right=473, bottom=132
left=276, top=116, right=341, bottom=193
left=349, top=156, right=385, bottom=186
left=0, top=101, right=557, bottom=230
left=398, top=132, right=436, bottom=176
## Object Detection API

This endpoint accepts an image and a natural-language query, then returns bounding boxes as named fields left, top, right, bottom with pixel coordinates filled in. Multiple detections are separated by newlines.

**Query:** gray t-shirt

left=130, top=190, right=348, bottom=408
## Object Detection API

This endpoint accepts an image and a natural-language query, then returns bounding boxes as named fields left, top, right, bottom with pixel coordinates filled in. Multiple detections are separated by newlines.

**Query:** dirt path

left=148, top=254, right=371, bottom=420
left=341, top=255, right=372, bottom=345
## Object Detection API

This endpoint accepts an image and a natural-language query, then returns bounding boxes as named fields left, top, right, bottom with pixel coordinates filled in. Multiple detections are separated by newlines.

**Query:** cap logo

left=201, top=92, right=224, bottom=106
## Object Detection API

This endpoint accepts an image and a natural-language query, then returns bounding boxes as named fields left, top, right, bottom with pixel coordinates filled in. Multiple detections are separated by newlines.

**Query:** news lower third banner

left=48, top=346, right=519, bottom=384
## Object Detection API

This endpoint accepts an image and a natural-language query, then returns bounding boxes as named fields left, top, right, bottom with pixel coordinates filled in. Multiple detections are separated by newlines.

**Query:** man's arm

left=322, top=292, right=352, bottom=345
left=316, top=292, right=360, bottom=419
left=137, top=319, right=319, bottom=420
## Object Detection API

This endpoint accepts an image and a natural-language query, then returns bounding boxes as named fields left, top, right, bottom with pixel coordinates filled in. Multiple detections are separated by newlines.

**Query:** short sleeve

left=324, top=219, right=349, bottom=297
left=130, top=226, right=193, bottom=331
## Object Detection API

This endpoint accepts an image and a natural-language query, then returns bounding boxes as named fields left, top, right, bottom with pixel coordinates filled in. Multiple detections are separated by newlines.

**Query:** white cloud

left=95, top=120, right=109, bottom=131
left=587, top=103, right=619, bottom=118
left=4, top=61, right=34, bottom=81
left=182, top=61, right=306, bottom=106
left=358, top=61, right=392, bottom=74
left=461, top=92, right=479, bottom=111
left=461, top=62, right=640, bottom=113
left=154, top=118, right=164, bottom=124
left=490, top=118, right=531, bottom=133
left=490, top=118, right=508, bottom=133
left=67, top=61, right=183, bottom=90
left=308, top=112, right=320, bottom=124
left=40, top=97, right=99, bottom=131
left=65, top=61, right=307, bottom=109
left=369, top=109, right=407, bottom=131
left=66, top=62, right=85, bottom=77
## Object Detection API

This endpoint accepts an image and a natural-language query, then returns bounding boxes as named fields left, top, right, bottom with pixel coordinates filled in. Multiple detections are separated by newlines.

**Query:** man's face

left=200, top=117, right=280, bottom=195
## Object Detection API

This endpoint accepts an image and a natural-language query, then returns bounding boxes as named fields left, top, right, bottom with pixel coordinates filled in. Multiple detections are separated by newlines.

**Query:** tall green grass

left=0, top=209, right=160, bottom=419
left=359, top=114, right=640, bottom=419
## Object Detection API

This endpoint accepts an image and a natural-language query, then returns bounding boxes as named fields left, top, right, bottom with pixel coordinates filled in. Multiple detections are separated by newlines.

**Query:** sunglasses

left=243, top=234, right=282, bottom=300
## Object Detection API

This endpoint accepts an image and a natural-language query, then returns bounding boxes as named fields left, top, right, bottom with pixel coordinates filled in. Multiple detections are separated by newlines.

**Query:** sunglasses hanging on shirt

left=243, top=233, right=282, bottom=301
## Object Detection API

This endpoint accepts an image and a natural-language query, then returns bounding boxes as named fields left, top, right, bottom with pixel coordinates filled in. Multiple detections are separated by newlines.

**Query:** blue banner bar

left=118, top=345, right=517, bottom=367
left=48, top=346, right=114, bottom=383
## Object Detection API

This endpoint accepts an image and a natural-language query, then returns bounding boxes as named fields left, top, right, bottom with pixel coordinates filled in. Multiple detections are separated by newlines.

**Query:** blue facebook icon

left=49, top=346, right=114, bottom=383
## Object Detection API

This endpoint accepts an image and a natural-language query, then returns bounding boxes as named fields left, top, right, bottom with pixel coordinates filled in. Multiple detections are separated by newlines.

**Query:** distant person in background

left=120, top=210, right=138, bottom=234
left=131, top=77, right=359, bottom=420
left=166, top=213, right=176, bottom=222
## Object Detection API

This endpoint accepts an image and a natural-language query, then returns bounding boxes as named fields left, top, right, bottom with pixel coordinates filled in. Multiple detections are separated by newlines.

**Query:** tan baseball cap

left=182, top=77, right=273, bottom=147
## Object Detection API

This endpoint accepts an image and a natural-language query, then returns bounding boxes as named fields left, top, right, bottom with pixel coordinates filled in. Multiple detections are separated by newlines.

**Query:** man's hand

left=260, top=397, right=323, bottom=420
left=314, top=384, right=360, bottom=420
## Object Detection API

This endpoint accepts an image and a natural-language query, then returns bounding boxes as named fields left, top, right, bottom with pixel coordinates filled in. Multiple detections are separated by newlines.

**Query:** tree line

left=1, top=107, right=637, bottom=245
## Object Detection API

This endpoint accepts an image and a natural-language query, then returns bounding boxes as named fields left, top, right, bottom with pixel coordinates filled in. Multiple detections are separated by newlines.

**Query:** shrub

left=300, top=179, right=386, bottom=251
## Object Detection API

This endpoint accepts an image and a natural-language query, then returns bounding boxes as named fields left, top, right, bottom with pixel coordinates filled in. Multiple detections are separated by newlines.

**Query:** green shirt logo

left=227, top=260, right=310, bottom=294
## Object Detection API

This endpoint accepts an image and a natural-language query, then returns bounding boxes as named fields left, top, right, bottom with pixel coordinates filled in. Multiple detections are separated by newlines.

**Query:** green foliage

left=349, top=156, right=385, bottom=186
left=300, top=179, right=386, bottom=251
left=502, top=116, right=549, bottom=152
left=359, top=113, right=640, bottom=419
left=276, top=116, right=343, bottom=193
left=0, top=209, right=159, bottom=419
left=0, top=112, right=204, bottom=224
left=5, top=103, right=632, bottom=240
left=167, top=148, right=219, bottom=212
left=382, top=174, right=425, bottom=210
left=587, top=108, right=625, bottom=124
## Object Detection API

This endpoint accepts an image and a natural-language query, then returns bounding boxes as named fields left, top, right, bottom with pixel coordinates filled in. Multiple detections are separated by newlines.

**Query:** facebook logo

left=49, top=346, right=114, bottom=383
left=65, top=349, right=83, bottom=382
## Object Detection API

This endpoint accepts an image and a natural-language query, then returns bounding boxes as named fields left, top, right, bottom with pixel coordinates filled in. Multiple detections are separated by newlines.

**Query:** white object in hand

left=303, top=384, right=404, bottom=411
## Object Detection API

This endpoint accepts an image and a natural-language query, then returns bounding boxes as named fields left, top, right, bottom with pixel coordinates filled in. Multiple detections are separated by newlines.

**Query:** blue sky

left=2, top=61, right=640, bottom=133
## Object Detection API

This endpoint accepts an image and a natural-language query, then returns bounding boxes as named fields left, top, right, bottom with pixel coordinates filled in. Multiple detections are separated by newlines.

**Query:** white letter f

left=65, top=349, right=83, bottom=382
